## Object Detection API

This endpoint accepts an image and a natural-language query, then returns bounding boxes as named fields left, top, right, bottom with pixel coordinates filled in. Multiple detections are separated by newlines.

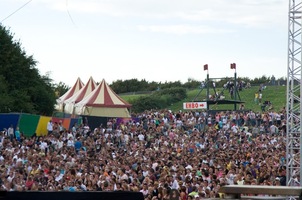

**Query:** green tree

left=147, top=81, right=159, bottom=91
left=111, top=78, right=159, bottom=93
left=130, top=96, right=163, bottom=113
left=183, top=78, right=201, bottom=89
left=54, top=81, right=70, bottom=98
left=250, top=75, right=270, bottom=85
left=0, top=25, right=56, bottom=115
left=160, top=81, right=182, bottom=89
left=111, top=79, right=126, bottom=94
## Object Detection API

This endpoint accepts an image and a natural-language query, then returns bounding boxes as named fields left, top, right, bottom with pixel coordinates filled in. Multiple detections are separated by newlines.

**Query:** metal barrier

left=219, top=185, right=302, bottom=200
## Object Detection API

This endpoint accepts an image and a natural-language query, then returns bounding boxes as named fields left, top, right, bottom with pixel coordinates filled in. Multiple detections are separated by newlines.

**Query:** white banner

left=183, top=102, right=207, bottom=110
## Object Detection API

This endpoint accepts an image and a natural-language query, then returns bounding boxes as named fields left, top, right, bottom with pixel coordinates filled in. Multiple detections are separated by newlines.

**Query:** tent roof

left=57, top=77, right=84, bottom=103
left=76, top=79, right=131, bottom=108
left=64, top=77, right=97, bottom=104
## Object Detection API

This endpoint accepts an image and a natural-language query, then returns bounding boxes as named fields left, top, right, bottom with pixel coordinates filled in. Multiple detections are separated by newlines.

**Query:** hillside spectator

left=271, top=75, right=276, bottom=85
left=258, top=92, right=263, bottom=104
left=254, top=92, right=259, bottom=105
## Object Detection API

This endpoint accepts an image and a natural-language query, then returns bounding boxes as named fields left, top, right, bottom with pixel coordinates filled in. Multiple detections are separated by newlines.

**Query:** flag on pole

left=204, top=64, right=208, bottom=71
left=230, top=63, right=236, bottom=69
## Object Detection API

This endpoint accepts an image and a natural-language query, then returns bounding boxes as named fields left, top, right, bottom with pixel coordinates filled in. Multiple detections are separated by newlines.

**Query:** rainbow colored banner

left=0, top=113, right=81, bottom=137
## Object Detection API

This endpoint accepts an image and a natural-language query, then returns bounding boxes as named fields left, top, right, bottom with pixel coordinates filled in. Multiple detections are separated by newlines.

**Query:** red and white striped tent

left=64, top=77, right=97, bottom=114
left=75, top=79, right=131, bottom=117
left=55, top=77, right=84, bottom=111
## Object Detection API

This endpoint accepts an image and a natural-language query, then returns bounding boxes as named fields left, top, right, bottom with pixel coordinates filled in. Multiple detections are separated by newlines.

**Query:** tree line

left=0, top=25, right=56, bottom=115
left=110, top=76, right=286, bottom=94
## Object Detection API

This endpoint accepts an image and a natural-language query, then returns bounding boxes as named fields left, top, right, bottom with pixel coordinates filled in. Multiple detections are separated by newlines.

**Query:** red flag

left=204, top=64, right=208, bottom=71
left=231, top=63, right=236, bottom=69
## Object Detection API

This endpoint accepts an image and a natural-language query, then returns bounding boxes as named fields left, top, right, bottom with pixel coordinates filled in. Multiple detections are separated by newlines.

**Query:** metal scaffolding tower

left=286, top=0, right=302, bottom=186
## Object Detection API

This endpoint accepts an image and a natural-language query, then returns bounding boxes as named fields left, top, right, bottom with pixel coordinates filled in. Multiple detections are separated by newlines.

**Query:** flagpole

left=204, top=64, right=210, bottom=105
left=207, top=70, right=209, bottom=102
left=231, top=63, right=237, bottom=110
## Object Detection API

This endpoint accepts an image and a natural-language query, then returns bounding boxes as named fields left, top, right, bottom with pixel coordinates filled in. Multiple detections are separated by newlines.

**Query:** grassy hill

left=120, top=85, right=287, bottom=112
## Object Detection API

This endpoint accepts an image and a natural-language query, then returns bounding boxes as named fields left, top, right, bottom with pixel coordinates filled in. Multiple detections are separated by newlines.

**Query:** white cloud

left=51, top=1, right=122, bottom=16
left=0, top=0, right=288, bottom=87
left=42, top=0, right=287, bottom=28
left=137, top=24, right=234, bottom=35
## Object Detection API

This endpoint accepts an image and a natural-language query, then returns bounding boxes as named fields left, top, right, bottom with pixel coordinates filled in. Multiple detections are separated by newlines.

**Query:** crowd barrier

left=219, top=185, right=302, bottom=199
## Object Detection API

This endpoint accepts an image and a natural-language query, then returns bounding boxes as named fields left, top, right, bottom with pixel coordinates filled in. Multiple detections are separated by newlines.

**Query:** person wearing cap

left=274, top=177, right=281, bottom=186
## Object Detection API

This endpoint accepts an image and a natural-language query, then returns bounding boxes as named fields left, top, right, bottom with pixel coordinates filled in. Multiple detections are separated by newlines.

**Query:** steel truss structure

left=286, top=0, right=302, bottom=188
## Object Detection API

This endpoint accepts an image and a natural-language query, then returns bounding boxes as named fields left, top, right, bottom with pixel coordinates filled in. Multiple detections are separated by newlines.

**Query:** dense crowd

left=0, top=108, right=291, bottom=199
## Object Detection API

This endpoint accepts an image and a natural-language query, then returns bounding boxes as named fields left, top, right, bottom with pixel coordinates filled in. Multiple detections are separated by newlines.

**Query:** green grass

left=120, top=85, right=287, bottom=112
left=119, top=94, right=145, bottom=102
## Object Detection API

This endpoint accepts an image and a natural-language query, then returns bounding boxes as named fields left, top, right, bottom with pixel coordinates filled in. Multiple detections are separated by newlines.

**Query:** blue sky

left=1, top=0, right=288, bottom=87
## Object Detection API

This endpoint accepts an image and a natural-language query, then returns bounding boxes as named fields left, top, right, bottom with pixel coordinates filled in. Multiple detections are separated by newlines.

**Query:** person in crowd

left=47, top=120, right=53, bottom=135
left=15, top=126, right=21, bottom=142
left=8, top=124, right=14, bottom=142
left=0, top=108, right=289, bottom=199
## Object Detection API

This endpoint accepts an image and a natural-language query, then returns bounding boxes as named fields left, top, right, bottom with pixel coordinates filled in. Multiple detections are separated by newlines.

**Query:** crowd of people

left=0, top=108, right=292, bottom=199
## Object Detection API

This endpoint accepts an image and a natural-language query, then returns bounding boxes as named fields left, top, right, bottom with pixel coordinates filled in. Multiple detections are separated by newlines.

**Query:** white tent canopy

left=75, top=79, right=131, bottom=117
left=63, top=77, right=97, bottom=114
left=55, top=77, right=84, bottom=111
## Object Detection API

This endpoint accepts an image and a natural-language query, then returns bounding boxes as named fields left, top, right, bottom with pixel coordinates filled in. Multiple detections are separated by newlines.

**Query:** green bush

left=130, top=96, right=161, bottom=113
left=154, top=87, right=187, bottom=102
left=130, top=87, right=187, bottom=112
